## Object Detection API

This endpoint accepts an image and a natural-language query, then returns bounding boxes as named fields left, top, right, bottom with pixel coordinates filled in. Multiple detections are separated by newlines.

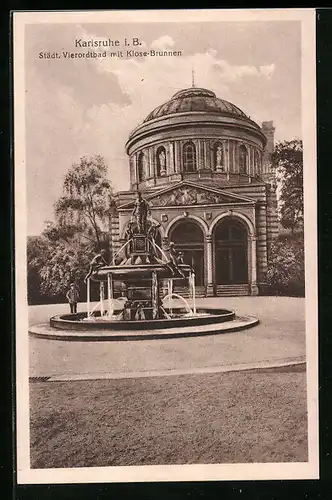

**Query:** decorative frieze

left=148, top=185, right=251, bottom=207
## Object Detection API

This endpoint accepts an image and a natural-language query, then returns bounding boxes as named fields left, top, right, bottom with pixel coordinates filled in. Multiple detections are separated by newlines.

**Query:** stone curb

left=29, top=316, right=259, bottom=341
left=30, top=357, right=306, bottom=382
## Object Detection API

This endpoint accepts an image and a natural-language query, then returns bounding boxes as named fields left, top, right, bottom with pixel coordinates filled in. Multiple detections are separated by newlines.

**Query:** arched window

left=137, top=152, right=146, bottom=182
left=239, top=145, right=248, bottom=174
left=213, top=142, right=224, bottom=171
left=156, top=146, right=167, bottom=177
left=183, top=142, right=197, bottom=172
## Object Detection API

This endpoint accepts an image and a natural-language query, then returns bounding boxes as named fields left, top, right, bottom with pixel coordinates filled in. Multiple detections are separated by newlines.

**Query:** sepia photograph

left=14, top=9, right=318, bottom=484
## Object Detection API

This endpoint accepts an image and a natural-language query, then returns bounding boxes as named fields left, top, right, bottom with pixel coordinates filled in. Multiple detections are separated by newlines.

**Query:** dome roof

left=143, top=87, right=251, bottom=123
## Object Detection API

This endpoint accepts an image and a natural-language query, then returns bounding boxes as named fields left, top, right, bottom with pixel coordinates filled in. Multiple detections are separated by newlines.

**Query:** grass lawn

left=30, top=366, right=307, bottom=468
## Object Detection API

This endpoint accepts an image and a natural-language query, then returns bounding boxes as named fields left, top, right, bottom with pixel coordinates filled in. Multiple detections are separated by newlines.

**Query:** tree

left=27, top=230, right=94, bottom=302
left=38, top=235, right=94, bottom=298
left=27, top=235, right=51, bottom=303
left=271, top=139, right=303, bottom=233
left=27, top=155, right=114, bottom=304
left=54, top=155, right=113, bottom=250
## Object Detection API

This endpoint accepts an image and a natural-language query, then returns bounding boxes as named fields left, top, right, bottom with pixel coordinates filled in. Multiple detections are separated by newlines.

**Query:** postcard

left=13, top=8, right=318, bottom=484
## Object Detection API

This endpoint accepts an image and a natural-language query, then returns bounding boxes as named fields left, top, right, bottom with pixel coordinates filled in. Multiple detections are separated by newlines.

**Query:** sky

left=25, top=20, right=301, bottom=235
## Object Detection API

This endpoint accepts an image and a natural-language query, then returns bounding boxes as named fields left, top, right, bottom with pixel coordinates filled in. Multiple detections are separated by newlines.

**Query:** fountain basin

left=30, top=313, right=259, bottom=341
left=50, top=307, right=236, bottom=331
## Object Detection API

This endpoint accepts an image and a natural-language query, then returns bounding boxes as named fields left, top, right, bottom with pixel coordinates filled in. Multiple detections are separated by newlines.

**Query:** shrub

left=266, top=233, right=305, bottom=297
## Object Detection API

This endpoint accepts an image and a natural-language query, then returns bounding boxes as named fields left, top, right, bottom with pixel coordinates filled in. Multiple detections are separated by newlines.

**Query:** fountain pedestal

left=121, top=233, right=164, bottom=319
left=130, top=234, right=151, bottom=264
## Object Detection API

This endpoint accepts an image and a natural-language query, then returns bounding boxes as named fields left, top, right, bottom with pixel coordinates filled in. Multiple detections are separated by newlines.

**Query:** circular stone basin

left=50, top=308, right=236, bottom=331
left=91, top=263, right=192, bottom=281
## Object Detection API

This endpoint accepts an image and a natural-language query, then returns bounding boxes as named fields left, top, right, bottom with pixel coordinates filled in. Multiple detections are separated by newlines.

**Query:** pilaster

left=227, top=140, right=230, bottom=171
left=133, top=154, right=137, bottom=187
left=204, top=141, right=211, bottom=169
left=148, top=148, right=154, bottom=178
left=233, top=141, right=236, bottom=173
left=171, top=142, right=176, bottom=173
left=205, top=235, right=214, bottom=296
left=175, top=141, right=181, bottom=172
left=249, top=234, right=258, bottom=295
left=168, top=141, right=174, bottom=174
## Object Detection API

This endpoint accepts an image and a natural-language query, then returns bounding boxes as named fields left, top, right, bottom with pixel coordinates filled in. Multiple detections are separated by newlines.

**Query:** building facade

left=110, top=87, right=278, bottom=296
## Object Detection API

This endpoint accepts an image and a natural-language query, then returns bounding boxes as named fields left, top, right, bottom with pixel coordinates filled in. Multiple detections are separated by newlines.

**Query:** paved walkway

left=29, top=297, right=306, bottom=379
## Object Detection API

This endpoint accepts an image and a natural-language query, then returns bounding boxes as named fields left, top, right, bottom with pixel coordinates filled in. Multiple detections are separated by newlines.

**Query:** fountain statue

left=132, top=191, right=150, bottom=234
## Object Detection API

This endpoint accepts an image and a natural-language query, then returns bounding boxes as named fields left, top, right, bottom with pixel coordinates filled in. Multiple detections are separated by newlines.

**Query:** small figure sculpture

left=124, top=221, right=134, bottom=241
left=165, top=242, right=186, bottom=278
left=124, top=221, right=134, bottom=258
left=147, top=221, right=162, bottom=261
left=158, top=150, right=167, bottom=175
left=132, top=192, right=151, bottom=234
left=216, top=145, right=223, bottom=170
left=84, top=249, right=108, bottom=283
left=177, top=251, right=184, bottom=265
left=147, top=221, right=161, bottom=242
left=135, top=301, right=146, bottom=320
left=123, top=300, right=132, bottom=321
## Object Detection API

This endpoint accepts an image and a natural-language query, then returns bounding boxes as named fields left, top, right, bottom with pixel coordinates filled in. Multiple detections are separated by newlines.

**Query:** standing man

left=66, top=283, right=80, bottom=314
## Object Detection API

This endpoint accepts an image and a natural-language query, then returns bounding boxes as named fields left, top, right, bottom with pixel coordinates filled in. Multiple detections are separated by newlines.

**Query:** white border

left=14, top=8, right=318, bottom=484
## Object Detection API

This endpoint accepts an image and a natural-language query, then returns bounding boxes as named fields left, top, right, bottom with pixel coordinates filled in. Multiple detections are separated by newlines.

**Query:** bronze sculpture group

left=84, top=192, right=186, bottom=282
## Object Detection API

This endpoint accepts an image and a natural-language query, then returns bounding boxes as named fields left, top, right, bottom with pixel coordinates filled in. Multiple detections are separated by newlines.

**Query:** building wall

left=129, top=136, right=264, bottom=190
left=126, top=111, right=266, bottom=192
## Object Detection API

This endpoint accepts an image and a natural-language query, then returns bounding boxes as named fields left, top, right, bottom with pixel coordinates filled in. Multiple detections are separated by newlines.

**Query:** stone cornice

left=128, top=133, right=266, bottom=157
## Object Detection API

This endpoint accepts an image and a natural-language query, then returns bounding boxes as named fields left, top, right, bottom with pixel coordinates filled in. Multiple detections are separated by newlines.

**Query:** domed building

left=110, top=86, right=278, bottom=296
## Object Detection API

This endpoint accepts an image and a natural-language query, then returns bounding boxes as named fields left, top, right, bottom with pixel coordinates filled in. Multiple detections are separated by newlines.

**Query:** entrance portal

left=214, top=219, right=248, bottom=285
left=169, top=220, right=205, bottom=286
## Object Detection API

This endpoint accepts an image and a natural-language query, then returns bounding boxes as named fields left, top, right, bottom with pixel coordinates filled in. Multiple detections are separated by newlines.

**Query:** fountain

left=31, top=193, right=258, bottom=340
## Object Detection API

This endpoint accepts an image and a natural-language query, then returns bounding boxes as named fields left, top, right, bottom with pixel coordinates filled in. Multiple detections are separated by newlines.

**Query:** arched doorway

left=169, top=220, right=204, bottom=286
left=214, top=218, right=248, bottom=284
